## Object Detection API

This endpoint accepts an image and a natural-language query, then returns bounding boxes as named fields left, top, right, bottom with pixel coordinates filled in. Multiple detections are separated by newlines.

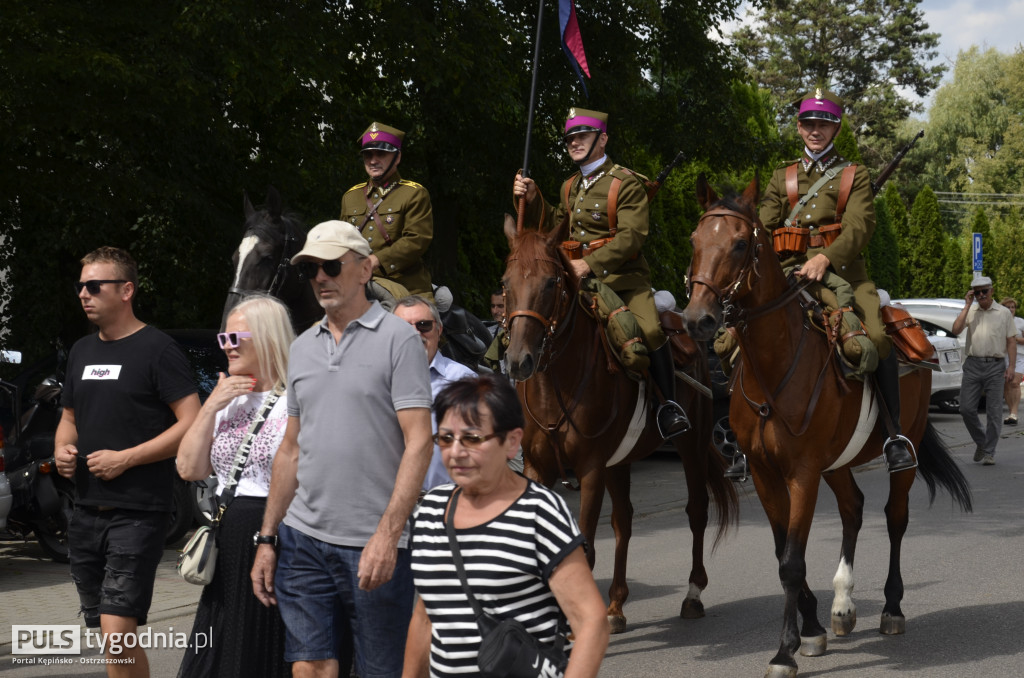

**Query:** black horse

left=222, top=187, right=322, bottom=332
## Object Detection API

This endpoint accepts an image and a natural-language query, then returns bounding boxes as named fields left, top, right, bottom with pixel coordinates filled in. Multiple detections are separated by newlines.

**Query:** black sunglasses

left=296, top=259, right=344, bottom=280
left=974, top=288, right=992, bottom=297
left=74, top=279, right=127, bottom=295
left=413, top=320, right=435, bottom=334
left=433, top=432, right=500, bottom=448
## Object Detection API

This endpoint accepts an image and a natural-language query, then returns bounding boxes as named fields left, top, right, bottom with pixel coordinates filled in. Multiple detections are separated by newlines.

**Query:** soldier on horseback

left=340, top=122, right=434, bottom=301
left=726, top=88, right=916, bottom=478
left=512, top=107, right=690, bottom=440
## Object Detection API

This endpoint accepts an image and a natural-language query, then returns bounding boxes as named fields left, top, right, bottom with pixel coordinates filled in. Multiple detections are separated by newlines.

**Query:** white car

left=891, top=300, right=965, bottom=413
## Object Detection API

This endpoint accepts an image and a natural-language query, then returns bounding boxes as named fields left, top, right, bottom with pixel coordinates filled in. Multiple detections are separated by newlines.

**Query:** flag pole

left=517, top=0, right=545, bottom=232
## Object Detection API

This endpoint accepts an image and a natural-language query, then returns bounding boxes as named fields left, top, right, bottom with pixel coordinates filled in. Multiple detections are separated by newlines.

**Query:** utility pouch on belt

left=882, top=305, right=933, bottom=362
left=560, top=237, right=614, bottom=260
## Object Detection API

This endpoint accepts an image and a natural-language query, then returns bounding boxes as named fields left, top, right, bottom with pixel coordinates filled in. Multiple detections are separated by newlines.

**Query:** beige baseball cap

left=292, top=220, right=372, bottom=263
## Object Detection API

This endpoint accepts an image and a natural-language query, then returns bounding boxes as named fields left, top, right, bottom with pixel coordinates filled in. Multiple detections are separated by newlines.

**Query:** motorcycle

left=0, top=373, right=74, bottom=562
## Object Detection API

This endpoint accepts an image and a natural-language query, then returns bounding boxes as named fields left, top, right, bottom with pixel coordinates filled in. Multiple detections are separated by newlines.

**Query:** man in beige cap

left=952, top=275, right=1018, bottom=465
left=251, top=220, right=432, bottom=677
left=340, top=122, right=434, bottom=300
left=512, top=106, right=691, bottom=440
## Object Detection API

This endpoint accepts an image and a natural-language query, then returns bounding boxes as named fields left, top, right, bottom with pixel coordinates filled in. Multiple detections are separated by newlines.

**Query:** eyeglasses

left=974, top=288, right=992, bottom=297
left=413, top=320, right=435, bottom=334
left=296, top=259, right=345, bottom=280
left=433, top=432, right=500, bottom=448
left=74, top=280, right=127, bottom=295
left=216, top=331, right=253, bottom=349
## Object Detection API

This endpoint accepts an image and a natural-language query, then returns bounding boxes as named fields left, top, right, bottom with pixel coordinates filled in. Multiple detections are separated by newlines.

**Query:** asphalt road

left=2, top=409, right=1022, bottom=677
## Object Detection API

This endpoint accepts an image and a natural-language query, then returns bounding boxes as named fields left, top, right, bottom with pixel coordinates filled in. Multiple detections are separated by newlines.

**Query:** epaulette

left=344, top=182, right=368, bottom=194
left=398, top=179, right=425, bottom=189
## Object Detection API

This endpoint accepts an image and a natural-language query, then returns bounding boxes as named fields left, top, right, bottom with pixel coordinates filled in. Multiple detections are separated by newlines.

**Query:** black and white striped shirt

left=411, top=481, right=585, bottom=676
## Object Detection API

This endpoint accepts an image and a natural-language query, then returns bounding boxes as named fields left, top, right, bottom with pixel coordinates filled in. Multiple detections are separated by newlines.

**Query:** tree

left=731, top=0, right=945, bottom=168
left=883, top=183, right=911, bottom=296
left=1, top=0, right=758, bottom=363
left=867, top=195, right=899, bottom=293
left=906, top=186, right=945, bottom=297
left=940, top=235, right=967, bottom=299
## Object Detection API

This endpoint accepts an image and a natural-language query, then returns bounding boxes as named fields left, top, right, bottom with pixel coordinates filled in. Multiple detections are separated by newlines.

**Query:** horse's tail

left=706, top=442, right=740, bottom=549
left=915, top=421, right=973, bottom=512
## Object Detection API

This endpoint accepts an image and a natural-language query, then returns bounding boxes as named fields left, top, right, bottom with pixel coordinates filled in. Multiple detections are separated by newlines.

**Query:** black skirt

left=177, top=496, right=291, bottom=678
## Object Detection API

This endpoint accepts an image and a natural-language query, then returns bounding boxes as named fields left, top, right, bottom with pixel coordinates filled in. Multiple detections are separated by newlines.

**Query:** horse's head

left=682, top=175, right=768, bottom=341
left=223, top=187, right=309, bottom=328
left=500, top=213, right=577, bottom=381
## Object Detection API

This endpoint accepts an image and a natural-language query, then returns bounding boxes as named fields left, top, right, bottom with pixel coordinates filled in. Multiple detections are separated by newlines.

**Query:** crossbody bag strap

left=214, top=386, right=283, bottom=521
left=783, top=161, right=852, bottom=228
left=785, top=163, right=799, bottom=210
left=444, top=489, right=488, bottom=620
left=834, top=164, right=858, bottom=222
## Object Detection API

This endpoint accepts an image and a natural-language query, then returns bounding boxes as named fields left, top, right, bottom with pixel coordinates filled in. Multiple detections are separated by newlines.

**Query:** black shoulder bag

left=445, top=488, right=569, bottom=678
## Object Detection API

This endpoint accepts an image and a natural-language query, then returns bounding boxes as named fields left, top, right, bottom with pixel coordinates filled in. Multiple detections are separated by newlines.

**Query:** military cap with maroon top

left=359, top=122, right=404, bottom=153
left=563, top=107, right=608, bottom=140
left=797, top=88, right=843, bottom=123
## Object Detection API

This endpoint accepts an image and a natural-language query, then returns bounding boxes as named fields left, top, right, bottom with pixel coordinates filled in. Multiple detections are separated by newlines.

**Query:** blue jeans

left=960, top=356, right=1006, bottom=455
left=275, top=523, right=413, bottom=677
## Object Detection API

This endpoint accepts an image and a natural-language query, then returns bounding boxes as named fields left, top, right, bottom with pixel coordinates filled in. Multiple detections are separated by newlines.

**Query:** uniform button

left=580, top=230, right=585, bottom=236
left=369, top=226, right=374, bottom=230
left=390, top=264, right=396, bottom=270
left=579, top=196, right=583, bottom=202
left=812, top=204, right=816, bottom=208
left=576, top=208, right=581, bottom=213
left=594, top=203, right=599, bottom=208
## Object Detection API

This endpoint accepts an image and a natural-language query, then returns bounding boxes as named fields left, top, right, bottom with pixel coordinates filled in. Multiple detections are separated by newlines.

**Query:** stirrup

left=724, top=454, right=749, bottom=482
left=657, top=401, right=691, bottom=439
left=883, top=434, right=917, bottom=473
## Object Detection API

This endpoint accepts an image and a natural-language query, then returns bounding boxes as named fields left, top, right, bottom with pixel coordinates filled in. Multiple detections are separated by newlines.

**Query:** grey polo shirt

left=283, top=301, right=431, bottom=548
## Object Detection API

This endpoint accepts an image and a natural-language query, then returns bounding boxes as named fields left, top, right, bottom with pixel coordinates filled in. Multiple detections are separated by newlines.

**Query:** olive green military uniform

left=340, top=172, right=434, bottom=300
left=520, top=157, right=666, bottom=351
left=760, top=153, right=891, bottom=359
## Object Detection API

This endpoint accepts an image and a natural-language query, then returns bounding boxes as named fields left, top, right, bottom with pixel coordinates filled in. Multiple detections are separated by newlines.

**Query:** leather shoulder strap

left=834, top=164, right=858, bottom=222
left=785, top=163, right=799, bottom=210
left=607, top=176, right=622, bottom=237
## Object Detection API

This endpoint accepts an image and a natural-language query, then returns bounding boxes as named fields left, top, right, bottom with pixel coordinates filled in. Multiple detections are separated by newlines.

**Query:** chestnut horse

left=500, top=215, right=738, bottom=632
left=682, top=177, right=972, bottom=677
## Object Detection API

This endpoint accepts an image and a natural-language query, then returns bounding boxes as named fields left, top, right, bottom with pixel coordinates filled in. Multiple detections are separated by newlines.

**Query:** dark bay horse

left=500, top=215, right=738, bottom=632
left=682, top=176, right=972, bottom=678
left=222, top=187, right=322, bottom=332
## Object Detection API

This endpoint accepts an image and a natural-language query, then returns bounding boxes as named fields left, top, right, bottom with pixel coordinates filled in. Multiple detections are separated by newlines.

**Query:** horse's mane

left=244, top=207, right=307, bottom=242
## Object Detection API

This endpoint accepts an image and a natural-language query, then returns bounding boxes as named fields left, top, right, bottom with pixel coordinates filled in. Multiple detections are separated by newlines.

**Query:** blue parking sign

left=972, top=233, right=983, bottom=272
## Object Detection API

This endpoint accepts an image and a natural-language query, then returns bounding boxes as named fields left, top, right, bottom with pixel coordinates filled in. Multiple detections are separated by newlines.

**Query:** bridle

left=688, top=207, right=809, bottom=327
left=501, top=251, right=579, bottom=371
left=228, top=221, right=300, bottom=300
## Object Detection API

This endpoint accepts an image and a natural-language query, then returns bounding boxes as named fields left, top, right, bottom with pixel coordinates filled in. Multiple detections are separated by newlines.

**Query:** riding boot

left=650, top=343, right=691, bottom=439
left=875, top=351, right=918, bottom=473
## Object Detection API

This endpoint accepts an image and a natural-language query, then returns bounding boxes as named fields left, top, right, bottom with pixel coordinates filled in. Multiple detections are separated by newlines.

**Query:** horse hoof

left=879, top=612, right=906, bottom=635
left=799, top=634, right=827, bottom=657
left=832, top=611, right=857, bottom=636
left=765, top=663, right=798, bottom=678
left=608, top=615, right=628, bottom=635
left=680, top=597, right=705, bottom=619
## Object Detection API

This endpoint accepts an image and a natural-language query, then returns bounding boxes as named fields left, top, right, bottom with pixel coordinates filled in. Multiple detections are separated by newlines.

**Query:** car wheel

left=165, top=477, right=195, bottom=545
left=937, top=397, right=960, bottom=413
left=712, top=415, right=741, bottom=462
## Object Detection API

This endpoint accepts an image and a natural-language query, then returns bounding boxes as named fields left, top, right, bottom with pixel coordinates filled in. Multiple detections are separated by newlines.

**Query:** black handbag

left=445, top=489, right=570, bottom=678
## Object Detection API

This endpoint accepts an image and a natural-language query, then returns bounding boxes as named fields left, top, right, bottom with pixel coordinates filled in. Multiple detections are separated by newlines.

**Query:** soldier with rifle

left=512, top=107, right=691, bottom=440
left=724, top=88, right=918, bottom=479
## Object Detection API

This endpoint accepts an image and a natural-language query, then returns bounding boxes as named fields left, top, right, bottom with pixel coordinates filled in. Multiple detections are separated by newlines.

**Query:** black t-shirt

left=62, top=325, right=197, bottom=511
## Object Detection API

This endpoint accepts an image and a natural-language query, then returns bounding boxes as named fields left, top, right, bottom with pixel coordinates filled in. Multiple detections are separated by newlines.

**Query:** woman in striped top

left=403, top=374, right=609, bottom=678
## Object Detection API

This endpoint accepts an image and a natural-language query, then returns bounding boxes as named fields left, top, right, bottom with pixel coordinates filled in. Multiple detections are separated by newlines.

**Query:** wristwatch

left=253, top=532, right=279, bottom=547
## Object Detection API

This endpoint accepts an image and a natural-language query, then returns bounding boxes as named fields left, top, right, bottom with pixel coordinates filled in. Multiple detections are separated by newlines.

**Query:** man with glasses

left=952, top=276, right=1018, bottom=465
left=392, top=295, right=475, bottom=492
left=512, top=106, right=691, bottom=442
left=340, top=121, right=434, bottom=301
left=54, top=247, right=200, bottom=678
left=251, top=220, right=432, bottom=678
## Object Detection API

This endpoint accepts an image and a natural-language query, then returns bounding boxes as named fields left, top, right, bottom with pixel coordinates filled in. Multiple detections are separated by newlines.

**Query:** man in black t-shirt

left=55, top=247, right=199, bottom=678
